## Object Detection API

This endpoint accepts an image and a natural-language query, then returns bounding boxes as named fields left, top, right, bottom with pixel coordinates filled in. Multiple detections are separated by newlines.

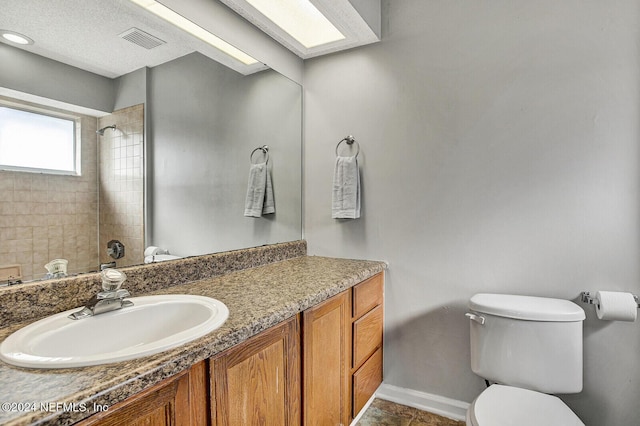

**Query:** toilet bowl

left=466, top=385, right=584, bottom=426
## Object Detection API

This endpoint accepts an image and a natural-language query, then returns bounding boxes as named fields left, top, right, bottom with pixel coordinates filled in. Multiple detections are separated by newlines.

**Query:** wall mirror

left=0, top=0, right=302, bottom=285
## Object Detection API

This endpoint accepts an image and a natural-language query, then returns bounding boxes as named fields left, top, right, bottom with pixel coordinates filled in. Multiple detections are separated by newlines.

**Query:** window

left=0, top=104, right=80, bottom=175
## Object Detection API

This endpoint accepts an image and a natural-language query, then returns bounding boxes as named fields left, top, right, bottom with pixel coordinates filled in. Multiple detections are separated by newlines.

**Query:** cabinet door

left=211, top=315, right=301, bottom=426
left=303, top=290, right=351, bottom=426
left=77, top=361, right=207, bottom=426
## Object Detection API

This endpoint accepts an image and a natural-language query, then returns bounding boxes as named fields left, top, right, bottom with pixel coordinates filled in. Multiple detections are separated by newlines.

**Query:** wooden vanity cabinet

left=303, top=272, right=384, bottom=425
left=76, top=273, right=382, bottom=426
left=77, top=361, right=208, bottom=426
left=210, top=315, right=301, bottom=426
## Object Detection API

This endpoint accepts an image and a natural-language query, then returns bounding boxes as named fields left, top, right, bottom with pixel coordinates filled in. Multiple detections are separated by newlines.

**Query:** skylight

left=245, top=0, right=345, bottom=48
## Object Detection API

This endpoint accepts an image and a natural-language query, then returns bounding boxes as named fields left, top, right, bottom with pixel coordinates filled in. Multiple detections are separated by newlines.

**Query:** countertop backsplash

left=0, top=240, right=307, bottom=327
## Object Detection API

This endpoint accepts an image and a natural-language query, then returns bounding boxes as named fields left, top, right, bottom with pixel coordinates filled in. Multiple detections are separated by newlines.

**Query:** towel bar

left=336, top=135, right=360, bottom=157
left=250, top=145, right=269, bottom=164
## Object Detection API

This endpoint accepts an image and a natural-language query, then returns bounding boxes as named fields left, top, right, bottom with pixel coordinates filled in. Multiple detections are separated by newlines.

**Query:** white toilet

left=465, top=293, right=586, bottom=426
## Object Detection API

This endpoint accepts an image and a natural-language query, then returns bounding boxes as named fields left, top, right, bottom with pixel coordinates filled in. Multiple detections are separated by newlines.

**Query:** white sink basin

left=0, top=295, right=229, bottom=369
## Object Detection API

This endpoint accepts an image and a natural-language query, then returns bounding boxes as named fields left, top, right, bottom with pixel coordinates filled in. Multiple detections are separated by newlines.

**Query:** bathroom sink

left=0, top=295, right=229, bottom=369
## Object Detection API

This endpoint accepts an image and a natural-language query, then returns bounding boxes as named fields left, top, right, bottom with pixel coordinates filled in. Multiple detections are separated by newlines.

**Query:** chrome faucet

left=100, top=261, right=116, bottom=270
left=68, top=269, right=133, bottom=320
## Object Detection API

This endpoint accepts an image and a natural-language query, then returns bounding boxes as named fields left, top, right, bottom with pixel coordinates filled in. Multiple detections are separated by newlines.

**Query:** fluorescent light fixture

left=129, top=0, right=259, bottom=65
left=0, top=31, right=34, bottom=45
left=246, top=0, right=345, bottom=48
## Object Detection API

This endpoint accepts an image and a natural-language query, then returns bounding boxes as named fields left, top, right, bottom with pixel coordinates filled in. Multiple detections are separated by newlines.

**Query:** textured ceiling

left=0, top=0, right=221, bottom=78
left=1, top=0, right=379, bottom=79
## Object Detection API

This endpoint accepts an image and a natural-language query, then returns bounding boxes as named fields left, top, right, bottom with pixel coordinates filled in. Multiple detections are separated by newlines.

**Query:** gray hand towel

left=262, top=166, right=275, bottom=215
left=244, top=162, right=275, bottom=217
left=332, top=155, right=360, bottom=219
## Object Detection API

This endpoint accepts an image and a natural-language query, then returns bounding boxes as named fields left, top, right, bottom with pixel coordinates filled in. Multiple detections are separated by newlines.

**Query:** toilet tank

left=467, top=293, right=585, bottom=394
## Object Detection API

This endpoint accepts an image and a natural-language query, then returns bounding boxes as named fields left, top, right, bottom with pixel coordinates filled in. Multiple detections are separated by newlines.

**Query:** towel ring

left=335, top=135, right=359, bottom=157
left=250, top=145, right=269, bottom=164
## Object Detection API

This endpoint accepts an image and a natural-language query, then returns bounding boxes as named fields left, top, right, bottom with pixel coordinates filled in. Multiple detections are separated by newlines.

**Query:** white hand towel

left=332, top=155, right=360, bottom=219
left=244, top=162, right=275, bottom=217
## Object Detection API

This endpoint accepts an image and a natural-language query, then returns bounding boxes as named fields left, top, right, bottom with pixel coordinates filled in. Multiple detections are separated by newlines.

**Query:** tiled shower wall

left=97, top=104, right=144, bottom=268
left=0, top=97, right=99, bottom=281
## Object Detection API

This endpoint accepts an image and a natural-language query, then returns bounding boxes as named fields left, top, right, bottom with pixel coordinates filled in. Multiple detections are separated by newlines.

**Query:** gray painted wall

left=303, top=1, right=640, bottom=425
left=0, top=43, right=115, bottom=112
left=113, top=68, right=147, bottom=112
left=148, top=52, right=302, bottom=257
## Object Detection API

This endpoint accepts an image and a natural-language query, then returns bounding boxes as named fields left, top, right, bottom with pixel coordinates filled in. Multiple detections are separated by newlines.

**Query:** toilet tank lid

left=469, top=293, right=585, bottom=321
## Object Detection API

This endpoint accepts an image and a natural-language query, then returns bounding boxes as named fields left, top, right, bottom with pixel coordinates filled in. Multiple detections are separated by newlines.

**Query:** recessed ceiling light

left=1, top=30, right=34, bottom=46
left=129, top=0, right=259, bottom=65
left=245, top=0, right=345, bottom=48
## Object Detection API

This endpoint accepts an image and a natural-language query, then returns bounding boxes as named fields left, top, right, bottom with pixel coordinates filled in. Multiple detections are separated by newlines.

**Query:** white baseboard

left=375, top=383, right=469, bottom=422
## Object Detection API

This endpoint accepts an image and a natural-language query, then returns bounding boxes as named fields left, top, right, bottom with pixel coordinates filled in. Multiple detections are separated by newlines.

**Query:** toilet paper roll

left=144, top=246, right=161, bottom=256
left=595, top=291, right=637, bottom=322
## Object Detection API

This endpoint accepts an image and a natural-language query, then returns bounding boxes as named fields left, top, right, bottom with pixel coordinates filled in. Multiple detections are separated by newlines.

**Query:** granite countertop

left=0, top=255, right=385, bottom=426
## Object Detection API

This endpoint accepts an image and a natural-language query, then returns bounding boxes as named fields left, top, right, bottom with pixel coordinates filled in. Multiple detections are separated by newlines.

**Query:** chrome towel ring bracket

left=250, top=145, right=269, bottom=164
left=336, top=135, right=360, bottom=157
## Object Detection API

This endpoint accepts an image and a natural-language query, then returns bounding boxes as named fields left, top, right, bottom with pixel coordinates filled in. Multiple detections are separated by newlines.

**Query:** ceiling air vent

left=119, top=28, right=166, bottom=49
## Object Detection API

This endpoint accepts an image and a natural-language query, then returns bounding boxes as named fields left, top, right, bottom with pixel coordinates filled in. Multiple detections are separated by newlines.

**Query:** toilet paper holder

left=581, top=291, right=640, bottom=308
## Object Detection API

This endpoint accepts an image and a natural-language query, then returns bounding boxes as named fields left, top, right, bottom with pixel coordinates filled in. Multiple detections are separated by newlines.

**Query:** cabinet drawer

left=353, top=304, right=383, bottom=369
left=353, top=273, right=383, bottom=318
left=352, top=347, right=383, bottom=417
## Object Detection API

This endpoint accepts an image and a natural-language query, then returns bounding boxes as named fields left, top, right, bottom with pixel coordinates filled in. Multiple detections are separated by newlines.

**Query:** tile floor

left=356, top=398, right=466, bottom=426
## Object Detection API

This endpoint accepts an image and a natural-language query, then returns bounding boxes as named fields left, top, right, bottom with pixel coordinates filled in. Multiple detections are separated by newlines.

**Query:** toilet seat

left=467, top=385, right=584, bottom=426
